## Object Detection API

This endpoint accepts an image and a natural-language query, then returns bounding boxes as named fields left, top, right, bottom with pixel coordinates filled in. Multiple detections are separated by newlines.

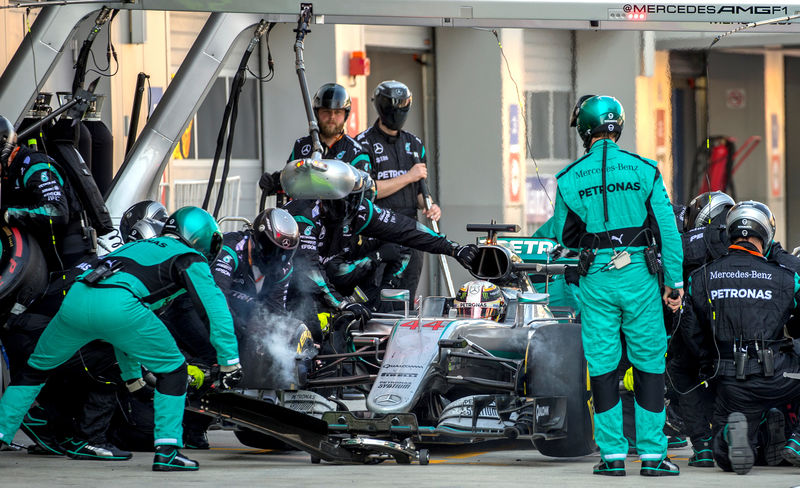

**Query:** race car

left=231, top=224, right=594, bottom=459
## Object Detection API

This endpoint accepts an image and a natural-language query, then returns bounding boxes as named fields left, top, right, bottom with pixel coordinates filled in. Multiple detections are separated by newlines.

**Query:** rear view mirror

left=380, top=288, right=410, bottom=317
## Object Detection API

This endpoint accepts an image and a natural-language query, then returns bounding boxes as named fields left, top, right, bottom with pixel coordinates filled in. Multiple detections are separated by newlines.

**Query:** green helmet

left=161, top=206, right=223, bottom=261
left=575, top=95, right=625, bottom=149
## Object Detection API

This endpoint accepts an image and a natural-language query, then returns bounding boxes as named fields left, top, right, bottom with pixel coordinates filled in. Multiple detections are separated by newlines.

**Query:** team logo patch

left=40, top=172, right=48, bottom=182
left=405, top=142, right=411, bottom=152
left=281, top=238, right=291, bottom=248
left=374, top=143, right=384, bottom=155
left=336, top=151, right=346, bottom=159
left=301, top=144, right=311, bottom=156
left=223, top=255, right=232, bottom=263
left=304, top=227, right=312, bottom=236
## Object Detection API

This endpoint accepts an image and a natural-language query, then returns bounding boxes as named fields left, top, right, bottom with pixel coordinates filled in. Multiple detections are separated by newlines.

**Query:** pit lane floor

left=2, top=430, right=800, bottom=487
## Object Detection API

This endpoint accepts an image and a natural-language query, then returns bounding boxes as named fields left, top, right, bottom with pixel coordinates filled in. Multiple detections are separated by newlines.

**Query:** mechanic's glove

left=339, top=300, right=372, bottom=327
left=450, top=244, right=479, bottom=269
left=258, top=170, right=282, bottom=195
left=318, top=312, right=333, bottom=334
left=622, top=367, right=634, bottom=392
left=126, top=378, right=155, bottom=402
left=564, top=266, right=580, bottom=286
left=187, top=364, right=206, bottom=389
left=220, top=363, right=243, bottom=389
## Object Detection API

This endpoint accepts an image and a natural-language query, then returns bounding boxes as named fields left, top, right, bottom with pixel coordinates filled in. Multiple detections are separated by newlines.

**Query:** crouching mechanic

left=681, top=201, right=800, bottom=475
left=552, top=95, right=683, bottom=476
left=211, top=208, right=299, bottom=320
left=0, top=206, right=241, bottom=472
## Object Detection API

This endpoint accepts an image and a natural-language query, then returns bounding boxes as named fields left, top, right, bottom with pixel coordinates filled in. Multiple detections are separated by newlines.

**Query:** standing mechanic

left=552, top=95, right=683, bottom=477
left=258, top=83, right=371, bottom=198
left=0, top=206, right=241, bottom=472
left=681, top=201, right=800, bottom=475
left=357, top=80, right=441, bottom=297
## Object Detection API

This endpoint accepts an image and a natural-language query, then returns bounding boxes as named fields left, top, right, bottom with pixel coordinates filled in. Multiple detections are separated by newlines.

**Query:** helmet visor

left=455, top=303, right=502, bottom=321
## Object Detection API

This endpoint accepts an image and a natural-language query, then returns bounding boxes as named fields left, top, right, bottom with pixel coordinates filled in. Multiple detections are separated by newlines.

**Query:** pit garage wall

left=434, top=27, right=526, bottom=289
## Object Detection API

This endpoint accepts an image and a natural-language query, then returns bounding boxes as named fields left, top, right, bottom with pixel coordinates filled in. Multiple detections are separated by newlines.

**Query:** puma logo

left=610, top=234, right=623, bottom=245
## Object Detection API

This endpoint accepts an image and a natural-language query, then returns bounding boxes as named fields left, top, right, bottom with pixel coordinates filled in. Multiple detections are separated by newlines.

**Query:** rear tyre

left=528, top=323, right=595, bottom=457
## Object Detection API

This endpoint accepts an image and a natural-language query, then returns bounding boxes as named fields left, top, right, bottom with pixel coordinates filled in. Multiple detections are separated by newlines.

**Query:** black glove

left=450, top=244, right=479, bottom=269
left=340, top=300, right=372, bottom=326
left=258, top=171, right=282, bottom=195
left=126, top=378, right=154, bottom=402
left=564, top=266, right=580, bottom=286
left=220, top=363, right=243, bottom=389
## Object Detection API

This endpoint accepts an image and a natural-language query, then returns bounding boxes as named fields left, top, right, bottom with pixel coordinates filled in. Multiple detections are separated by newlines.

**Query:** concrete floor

left=2, top=430, right=800, bottom=487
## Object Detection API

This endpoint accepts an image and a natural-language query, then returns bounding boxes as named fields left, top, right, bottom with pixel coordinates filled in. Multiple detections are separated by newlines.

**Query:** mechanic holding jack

left=0, top=206, right=241, bottom=472
left=551, top=95, right=684, bottom=476
left=680, top=201, right=800, bottom=475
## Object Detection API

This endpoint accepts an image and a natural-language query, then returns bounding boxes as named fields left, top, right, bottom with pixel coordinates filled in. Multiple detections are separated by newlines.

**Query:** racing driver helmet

left=252, top=208, right=300, bottom=262
left=685, top=191, right=735, bottom=230
left=726, top=200, right=775, bottom=248
left=453, top=280, right=507, bottom=322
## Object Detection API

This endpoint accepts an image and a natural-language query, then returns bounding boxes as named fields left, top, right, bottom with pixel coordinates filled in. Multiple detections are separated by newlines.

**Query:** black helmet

left=0, top=115, right=18, bottom=166
left=373, top=80, right=412, bottom=131
left=120, top=200, right=168, bottom=241
left=313, top=83, right=351, bottom=121
left=726, top=200, right=775, bottom=247
left=126, top=218, right=165, bottom=242
left=252, top=208, right=299, bottom=261
left=685, top=191, right=735, bottom=230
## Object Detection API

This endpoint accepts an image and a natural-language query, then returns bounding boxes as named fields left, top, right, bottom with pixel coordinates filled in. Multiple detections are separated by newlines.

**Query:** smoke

left=241, top=304, right=315, bottom=390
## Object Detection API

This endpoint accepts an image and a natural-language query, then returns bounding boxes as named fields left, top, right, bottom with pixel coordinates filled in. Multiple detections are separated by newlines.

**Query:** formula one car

left=228, top=223, right=594, bottom=459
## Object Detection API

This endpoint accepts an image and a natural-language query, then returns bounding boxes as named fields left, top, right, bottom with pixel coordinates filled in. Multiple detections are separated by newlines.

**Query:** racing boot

left=592, top=459, right=626, bottom=476
left=20, top=406, right=66, bottom=456
left=63, top=438, right=132, bottom=461
left=152, top=445, right=199, bottom=471
left=688, top=436, right=714, bottom=468
left=667, top=436, right=688, bottom=449
left=640, top=457, right=680, bottom=476
left=727, top=412, right=754, bottom=475
left=782, top=432, right=800, bottom=466
left=762, top=408, right=786, bottom=466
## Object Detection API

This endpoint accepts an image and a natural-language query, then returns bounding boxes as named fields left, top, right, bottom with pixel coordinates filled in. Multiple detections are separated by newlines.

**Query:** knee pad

left=633, top=367, right=665, bottom=413
left=154, top=363, right=188, bottom=396
left=590, top=370, right=619, bottom=414
left=13, top=364, right=50, bottom=386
